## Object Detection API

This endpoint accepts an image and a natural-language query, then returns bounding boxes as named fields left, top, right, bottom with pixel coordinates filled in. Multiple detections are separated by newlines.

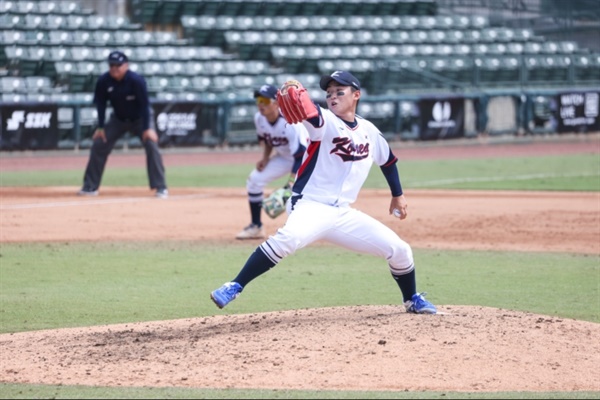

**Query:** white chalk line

left=0, top=193, right=213, bottom=210
left=3, top=171, right=597, bottom=209
left=411, top=171, right=599, bottom=187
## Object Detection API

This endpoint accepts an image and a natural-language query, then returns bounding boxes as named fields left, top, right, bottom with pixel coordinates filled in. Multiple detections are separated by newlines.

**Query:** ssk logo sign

left=1, top=104, right=59, bottom=150
left=6, top=110, right=52, bottom=130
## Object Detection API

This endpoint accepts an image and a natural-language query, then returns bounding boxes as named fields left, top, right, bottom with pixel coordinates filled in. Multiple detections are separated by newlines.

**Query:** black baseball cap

left=108, top=50, right=128, bottom=65
left=319, top=70, right=361, bottom=91
left=253, top=84, right=278, bottom=100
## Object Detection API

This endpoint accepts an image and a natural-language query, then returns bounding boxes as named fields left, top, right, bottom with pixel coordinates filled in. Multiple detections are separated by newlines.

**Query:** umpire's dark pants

left=81, top=112, right=167, bottom=192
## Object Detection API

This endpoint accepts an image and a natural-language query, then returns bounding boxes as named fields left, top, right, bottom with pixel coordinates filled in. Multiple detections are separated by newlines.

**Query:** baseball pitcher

left=212, top=71, right=436, bottom=314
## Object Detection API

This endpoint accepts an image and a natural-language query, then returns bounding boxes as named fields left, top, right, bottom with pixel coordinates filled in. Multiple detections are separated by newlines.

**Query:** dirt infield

left=1, top=136, right=599, bottom=392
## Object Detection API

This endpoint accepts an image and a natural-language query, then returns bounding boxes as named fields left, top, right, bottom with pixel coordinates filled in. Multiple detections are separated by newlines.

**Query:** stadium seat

left=184, top=61, right=205, bottom=75
left=357, top=101, right=395, bottom=132
left=524, top=42, right=543, bottom=54
left=0, top=1, right=15, bottom=14
left=145, top=75, right=170, bottom=94
left=558, top=41, right=579, bottom=54
left=507, top=42, right=525, bottom=55
left=470, top=15, right=489, bottom=28
left=112, top=31, right=135, bottom=46
left=25, top=76, right=54, bottom=93
left=142, top=61, right=165, bottom=75
left=69, top=46, right=95, bottom=62
left=1, top=76, right=25, bottom=93
left=541, top=41, right=560, bottom=54
left=65, top=14, right=86, bottom=29
left=151, top=31, right=186, bottom=46
left=57, top=1, right=91, bottom=15
left=1, top=93, right=25, bottom=103
left=90, top=31, right=113, bottom=46
left=24, top=14, right=44, bottom=29
left=1, top=30, right=25, bottom=45
left=0, top=13, right=23, bottom=29
left=163, top=61, right=186, bottom=75
left=168, top=75, right=192, bottom=92
left=132, top=46, right=156, bottom=61
left=132, top=31, right=153, bottom=46
left=511, top=28, right=535, bottom=42
left=37, top=1, right=59, bottom=14
left=462, top=30, right=482, bottom=43
left=429, top=30, right=448, bottom=43
left=127, top=62, right=141, bottom=73
left=574, top=54, right=600, bottom=81
left=68, top=30, right=92, bottom=45
left=151, top=46, right=178, bottom=61
left=92, top=48, right=110, bottom=62
left=47, top=47, right=71, bottom=63
left=14, top=1, right=36, bottom=14
left=42, top=14, right=67, bottom=30
left=191, top=76, right=211, bottom=91
left=25, top=92, right=53, bottom=102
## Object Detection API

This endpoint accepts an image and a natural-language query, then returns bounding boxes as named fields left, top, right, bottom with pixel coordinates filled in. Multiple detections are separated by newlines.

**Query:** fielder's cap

left=108, top=50, right=128, bottom=65
left=319, top=70, right=361, bottom=91
left=253, top=84, right=278, bottom=100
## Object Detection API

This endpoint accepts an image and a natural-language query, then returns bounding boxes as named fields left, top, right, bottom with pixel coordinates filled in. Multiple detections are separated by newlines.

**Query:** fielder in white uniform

left=213, top=71, right=437, bottom=314
left=236, top=84, right=309, bottom=240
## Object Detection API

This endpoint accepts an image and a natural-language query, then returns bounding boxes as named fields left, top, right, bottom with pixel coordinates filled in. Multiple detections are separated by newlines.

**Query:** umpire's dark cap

left=319, top=70, right=361, bottom=91
left=108, top=50, right=128, bottom=65
left=254, top=84, right=278, bottom=100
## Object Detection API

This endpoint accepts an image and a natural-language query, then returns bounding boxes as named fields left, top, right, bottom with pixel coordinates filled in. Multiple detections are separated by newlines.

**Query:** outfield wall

left=1, top=88, right=598, bottom=151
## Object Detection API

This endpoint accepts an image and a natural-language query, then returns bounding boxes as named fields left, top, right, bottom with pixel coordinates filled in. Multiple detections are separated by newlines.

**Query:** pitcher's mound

left=1, top=305, right=599, bottom=392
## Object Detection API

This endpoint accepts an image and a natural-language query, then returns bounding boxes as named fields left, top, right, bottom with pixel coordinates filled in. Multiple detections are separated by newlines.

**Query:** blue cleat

left=210, top=282, right=243, bottom=309
left=404, top=292, right=437, bottom=314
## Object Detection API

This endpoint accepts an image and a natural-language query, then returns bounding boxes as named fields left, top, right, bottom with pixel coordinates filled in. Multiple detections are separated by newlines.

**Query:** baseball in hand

left=393, top=208, right=401, bottom=218
left=280, top=80, right=301, bottom=95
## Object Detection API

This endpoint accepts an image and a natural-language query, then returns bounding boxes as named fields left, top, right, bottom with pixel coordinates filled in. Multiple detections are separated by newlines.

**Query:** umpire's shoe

left=404, top=292, right=437, bottom=314
left=77, top=188, right=98, bottom=196
left=211, top=282, right=243, bottom=309
left=155, top=188, right=169, bottom=199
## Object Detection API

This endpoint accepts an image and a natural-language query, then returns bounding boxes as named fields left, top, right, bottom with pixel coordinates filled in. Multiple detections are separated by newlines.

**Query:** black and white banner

left=418, top=97, right=465, bottom=140
left=556, top=91, right=600, bottom=133
left=0, top=104, right=59, bottom=150
left=152, top=102, right=218, bottom=146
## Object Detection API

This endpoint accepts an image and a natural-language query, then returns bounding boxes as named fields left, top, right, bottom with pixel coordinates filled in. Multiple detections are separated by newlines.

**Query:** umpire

left=78, top=50, right=168, bottom=198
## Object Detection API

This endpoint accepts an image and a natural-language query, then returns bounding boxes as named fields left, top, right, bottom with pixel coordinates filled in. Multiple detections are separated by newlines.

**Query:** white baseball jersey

left=247, top=112, right=309, bottom=195
left=260, top=106, right=414, bottom=276
left=254, top=112, right=308, bottom=161
left=293, top=107, right=394, bottom=206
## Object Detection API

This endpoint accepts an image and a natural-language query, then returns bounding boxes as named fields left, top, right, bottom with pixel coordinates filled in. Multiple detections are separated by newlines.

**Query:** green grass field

left=1, top=154, right=598, bottom=191
left=0, top=152, right=599, bottom=399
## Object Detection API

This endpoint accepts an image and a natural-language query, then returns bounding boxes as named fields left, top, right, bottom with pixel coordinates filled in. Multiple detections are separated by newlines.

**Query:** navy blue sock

left=233, top=247, right=276, bottom=288
left=392, top=268, right=416, bottom=303
left=250, top=200, right=262, bottom=226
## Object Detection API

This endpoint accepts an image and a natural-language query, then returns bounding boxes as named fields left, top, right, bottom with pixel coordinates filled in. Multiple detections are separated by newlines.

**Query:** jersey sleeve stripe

left=294, top=140, right=320, bottom=194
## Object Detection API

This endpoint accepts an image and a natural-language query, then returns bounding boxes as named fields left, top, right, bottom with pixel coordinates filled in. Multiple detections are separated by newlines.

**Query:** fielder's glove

left=262, top=186, right=293, bottom=219
left=277, top=80, right=318, bottom=124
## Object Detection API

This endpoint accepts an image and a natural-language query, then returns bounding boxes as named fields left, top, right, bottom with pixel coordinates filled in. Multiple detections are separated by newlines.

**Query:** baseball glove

left=262, top=186, right=292, bottom=219
left=277, top=80, right=318, bottom=124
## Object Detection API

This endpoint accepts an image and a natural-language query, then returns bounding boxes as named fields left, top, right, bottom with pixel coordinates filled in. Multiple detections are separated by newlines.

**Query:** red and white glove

left=277, top=80, right=318, bottom=124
